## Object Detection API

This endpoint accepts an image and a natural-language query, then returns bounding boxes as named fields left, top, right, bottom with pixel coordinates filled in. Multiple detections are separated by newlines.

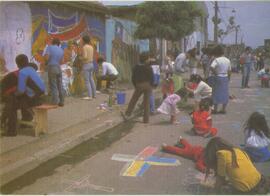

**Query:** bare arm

left=214, top=175, right=227, bottom=193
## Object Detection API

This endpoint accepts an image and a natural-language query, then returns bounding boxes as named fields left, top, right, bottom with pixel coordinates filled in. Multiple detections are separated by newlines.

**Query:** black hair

left=212, top=45, right=224, bottom=57
left=244, top=112, right=270, bottom=138
left=149, top=58, right=157, bottom=65
left=189, top=74, right=202, bottom=84
left=245, top=46, right=252, bottom=52
left=204, top=137, right=239, bottom=177
left=28, top=62, right=38, bottom=71
left=15, top=54, right=29, bottom=69
left=52, top=38, right=60, bottom=46
left=199, top=99, right=210, bottom=111
left=82, top=35, right=90, bottom=44
left=139, top=52, right=150, bottom=64
left=97, top=56, right=105, bottom=64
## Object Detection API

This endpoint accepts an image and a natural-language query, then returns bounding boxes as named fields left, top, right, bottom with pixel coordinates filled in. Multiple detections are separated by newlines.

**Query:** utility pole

left=214, top=1, right=219, bottom=44
left=235, top=25, right=240, bottom=45
left=235, top=27, right=238, bottom=45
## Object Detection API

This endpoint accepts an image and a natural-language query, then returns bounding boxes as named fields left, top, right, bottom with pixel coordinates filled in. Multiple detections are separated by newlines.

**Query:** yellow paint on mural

left=123, top=161, right=144, bottom=177
left=32, top=28, right=48, bottom=55
left=32, top=17, right=44, bottom=35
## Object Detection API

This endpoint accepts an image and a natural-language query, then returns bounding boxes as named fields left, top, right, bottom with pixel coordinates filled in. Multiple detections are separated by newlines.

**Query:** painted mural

left=0, top=2, right=106, bottom=73
left=30, top=4, right=106, bottom=70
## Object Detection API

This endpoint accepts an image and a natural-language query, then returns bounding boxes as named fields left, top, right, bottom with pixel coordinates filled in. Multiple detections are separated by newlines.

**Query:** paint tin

left=116, top=91, right=125, bottom=105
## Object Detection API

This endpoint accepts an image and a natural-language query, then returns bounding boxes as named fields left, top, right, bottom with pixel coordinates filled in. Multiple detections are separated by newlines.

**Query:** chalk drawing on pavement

left=63, top=175, right=114, bottom=193
left=181, top=169, right=215, bottom=194
left=112, top=146, right=180, bottom=177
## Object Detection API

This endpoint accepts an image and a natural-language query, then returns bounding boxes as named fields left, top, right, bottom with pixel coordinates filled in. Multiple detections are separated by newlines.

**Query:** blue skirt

left=212, top=76, right=229, bottom=104
left=244, top=146, right=270, bottom=162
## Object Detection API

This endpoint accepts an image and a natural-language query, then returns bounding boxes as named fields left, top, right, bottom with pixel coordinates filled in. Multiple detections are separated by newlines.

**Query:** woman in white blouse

left=186, top=74, right=212, bottom=111
left=210, top=45, right=231, bottom=114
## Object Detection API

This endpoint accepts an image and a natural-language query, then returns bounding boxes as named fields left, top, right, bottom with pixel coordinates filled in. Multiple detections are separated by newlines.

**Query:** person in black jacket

left=124, top=52, right=154, bottom=123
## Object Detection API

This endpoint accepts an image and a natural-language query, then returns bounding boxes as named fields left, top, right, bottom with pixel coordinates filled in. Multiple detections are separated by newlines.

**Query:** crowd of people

left=0, top=34, right=119, bottom=136
left=121, top=44, right=270, bottom=194
left=0, top=38, right=269, bottom=194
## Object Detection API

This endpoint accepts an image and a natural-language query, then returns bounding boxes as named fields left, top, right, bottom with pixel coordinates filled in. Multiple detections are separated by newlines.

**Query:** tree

left=134, top=1, right=203, bottom=60
left=135, top=1, right=203, bottom=41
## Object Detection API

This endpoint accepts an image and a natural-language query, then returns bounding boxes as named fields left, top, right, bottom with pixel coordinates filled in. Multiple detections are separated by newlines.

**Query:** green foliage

left=134, top=1, right=203, bottom=41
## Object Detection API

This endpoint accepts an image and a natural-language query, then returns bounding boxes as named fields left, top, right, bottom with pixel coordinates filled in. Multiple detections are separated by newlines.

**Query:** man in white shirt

left=174, top=52, right=188, bottom=73
left=96, top=56, right=119, bottom=90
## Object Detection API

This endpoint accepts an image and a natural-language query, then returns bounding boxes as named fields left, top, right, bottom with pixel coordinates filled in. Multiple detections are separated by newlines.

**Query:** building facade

left=0, top=1, right=107, bottom=72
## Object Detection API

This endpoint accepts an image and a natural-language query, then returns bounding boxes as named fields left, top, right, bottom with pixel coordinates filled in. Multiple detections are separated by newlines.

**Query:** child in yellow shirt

left=204, top=137, right=270, bottom=194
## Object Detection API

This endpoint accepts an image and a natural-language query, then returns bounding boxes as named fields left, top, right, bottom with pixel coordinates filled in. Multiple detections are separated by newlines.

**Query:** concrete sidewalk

left=0, top=86, right=162, bottom=186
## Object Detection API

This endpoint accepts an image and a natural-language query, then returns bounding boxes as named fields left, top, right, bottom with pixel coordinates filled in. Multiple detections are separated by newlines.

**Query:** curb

left=0, top=108, right=124, bottom=187
left=0, top=89, right=162, bottom=187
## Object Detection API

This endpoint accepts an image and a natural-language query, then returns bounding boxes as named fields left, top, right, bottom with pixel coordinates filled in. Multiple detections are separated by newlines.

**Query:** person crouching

left=191, top=99, right=217, bottom=138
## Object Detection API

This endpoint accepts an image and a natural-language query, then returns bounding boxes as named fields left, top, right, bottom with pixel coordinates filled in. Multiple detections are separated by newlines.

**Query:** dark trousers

left=241, top=65, right=251, bottom=88
left=1, top=95, right=42, bottom=135
left=96, top=74, right=118, bottom=90
left=261, top=79, right=269, bottom=88
left=125, top=82, right=152, bottom=123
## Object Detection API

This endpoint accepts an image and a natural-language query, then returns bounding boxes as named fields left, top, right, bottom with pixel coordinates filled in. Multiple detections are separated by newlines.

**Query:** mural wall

left=106, top=18, right=140, bottom=82
left=0, top=2, right=106, bottom=73
left=30, top=3, right=106, bottom=70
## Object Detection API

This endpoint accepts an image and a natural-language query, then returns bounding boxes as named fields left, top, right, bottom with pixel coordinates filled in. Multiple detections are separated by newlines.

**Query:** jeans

left=48, top=66, right=64, bottom=105
left=149, top=92, right=155, bottom=113
left=82, top=63, right=96, bottom=98
left=242, top=64, right=251, bottom=88
left=40, top=71, right=49, bottom=95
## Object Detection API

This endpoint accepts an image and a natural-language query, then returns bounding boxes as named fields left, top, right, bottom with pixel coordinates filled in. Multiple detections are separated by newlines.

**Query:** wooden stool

left=20, top=104, right=58, bottom=136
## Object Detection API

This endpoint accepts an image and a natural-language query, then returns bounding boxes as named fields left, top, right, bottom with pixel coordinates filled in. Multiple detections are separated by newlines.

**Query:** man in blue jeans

left=240, top=47, right=255, bottom=88
left=44, top=38, right=64, bottom=106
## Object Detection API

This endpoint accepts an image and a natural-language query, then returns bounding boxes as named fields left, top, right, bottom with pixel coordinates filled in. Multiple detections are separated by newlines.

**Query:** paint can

left=116, top=91, right=125, bottom=105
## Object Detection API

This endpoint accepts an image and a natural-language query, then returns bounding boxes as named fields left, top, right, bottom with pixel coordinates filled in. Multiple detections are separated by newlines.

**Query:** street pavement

left=1, top=70, right=270, bottom=194
left=0, top=84, right=162, bottom=187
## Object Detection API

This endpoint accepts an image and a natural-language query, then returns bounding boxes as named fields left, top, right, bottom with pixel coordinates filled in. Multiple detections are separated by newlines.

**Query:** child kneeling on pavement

left=204, top=137, right=270, bottom=194
left=190, top=98, right=217, bottom=137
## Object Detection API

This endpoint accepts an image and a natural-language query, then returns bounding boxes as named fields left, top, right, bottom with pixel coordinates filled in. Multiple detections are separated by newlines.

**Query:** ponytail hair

left=204, top=137, right=239, bottom=178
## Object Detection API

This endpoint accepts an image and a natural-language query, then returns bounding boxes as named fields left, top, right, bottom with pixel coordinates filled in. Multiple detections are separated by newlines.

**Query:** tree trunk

left=159, top=38, right=163, bottom=66
left=149, top=38, right=157, bottom=56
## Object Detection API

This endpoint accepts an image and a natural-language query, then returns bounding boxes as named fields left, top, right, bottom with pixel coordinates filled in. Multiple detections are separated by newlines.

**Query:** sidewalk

left=0, top=86, right=162, bottom=186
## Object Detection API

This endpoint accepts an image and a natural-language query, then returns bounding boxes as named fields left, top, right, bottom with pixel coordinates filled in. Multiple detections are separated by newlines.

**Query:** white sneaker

left=83, top=97, right=92, bottom=100
left=96, top=91, right=101, bottom=94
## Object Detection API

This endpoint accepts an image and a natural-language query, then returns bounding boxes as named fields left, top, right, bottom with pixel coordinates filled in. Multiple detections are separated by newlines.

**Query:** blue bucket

left=116, top=92, right=126, bottom=105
